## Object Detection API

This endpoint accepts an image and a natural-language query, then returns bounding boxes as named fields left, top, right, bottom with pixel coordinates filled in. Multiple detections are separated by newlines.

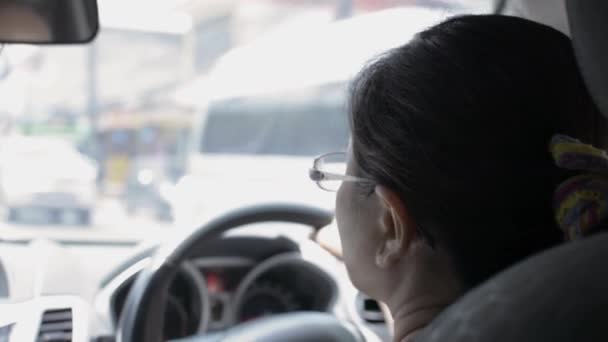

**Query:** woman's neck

left=383, top=245, right=463, bottom=342
left=391, top=304, right=447, bottom=342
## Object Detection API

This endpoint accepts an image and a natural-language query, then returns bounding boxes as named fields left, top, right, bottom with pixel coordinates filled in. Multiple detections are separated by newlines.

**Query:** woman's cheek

left=335, top=183, right=350, bottom=251
left=335, top=183, right=376, bottom=289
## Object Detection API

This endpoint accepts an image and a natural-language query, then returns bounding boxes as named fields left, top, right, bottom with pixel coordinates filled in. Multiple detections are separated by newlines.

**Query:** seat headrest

left=416, top=233, right=608, bottom=342
left=567, top=0, right=608, bottom=118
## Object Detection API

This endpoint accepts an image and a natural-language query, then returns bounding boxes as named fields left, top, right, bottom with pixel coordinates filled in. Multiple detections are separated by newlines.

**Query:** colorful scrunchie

left=550, top=134, right=608, bottom=240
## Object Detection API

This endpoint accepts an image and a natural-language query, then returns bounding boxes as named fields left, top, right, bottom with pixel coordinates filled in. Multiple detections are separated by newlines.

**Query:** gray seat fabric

left=566, top=0, right=608, bottom=148
left=416, top=232, right=608, bottom=342
left=567, top=0, right=608, bottom=119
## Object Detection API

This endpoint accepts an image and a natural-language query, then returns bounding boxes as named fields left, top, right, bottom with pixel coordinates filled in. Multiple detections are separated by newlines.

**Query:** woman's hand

left=315, top=222, right=343, bottom=258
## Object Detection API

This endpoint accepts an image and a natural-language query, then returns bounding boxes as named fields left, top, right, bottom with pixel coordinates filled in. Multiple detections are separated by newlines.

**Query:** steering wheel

left=116, top=203, right=363, bottom=342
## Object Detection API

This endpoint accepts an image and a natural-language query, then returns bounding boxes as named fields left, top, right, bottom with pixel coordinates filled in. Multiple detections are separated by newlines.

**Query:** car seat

left=416, top=1, right=608, bottom=341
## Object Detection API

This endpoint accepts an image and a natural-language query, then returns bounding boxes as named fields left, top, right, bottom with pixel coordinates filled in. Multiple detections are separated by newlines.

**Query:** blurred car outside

left=123, top=166, right=174, bottom=222
left=0, top=135, right=98, bottom=225
left=171, top=7, right=447, bottom=226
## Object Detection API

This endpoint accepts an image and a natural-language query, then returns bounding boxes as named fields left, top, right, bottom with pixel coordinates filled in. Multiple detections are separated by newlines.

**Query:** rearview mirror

left=0, top=0, right=98, bottom=44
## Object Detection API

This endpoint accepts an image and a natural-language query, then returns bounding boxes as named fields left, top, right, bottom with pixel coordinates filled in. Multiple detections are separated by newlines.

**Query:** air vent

left=356, top=293, right=385, bottom=323
left=37, top=308, right=72, bottom=342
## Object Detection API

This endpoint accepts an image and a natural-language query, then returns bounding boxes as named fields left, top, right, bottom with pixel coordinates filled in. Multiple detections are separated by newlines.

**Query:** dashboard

left=0, top=228, right=389, bottom=342
left=99, top=235, right=341, bottom=341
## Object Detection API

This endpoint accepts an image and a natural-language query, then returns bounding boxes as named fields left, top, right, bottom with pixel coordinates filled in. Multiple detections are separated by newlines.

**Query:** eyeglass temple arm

left=309, top=169, right=368, bottom=182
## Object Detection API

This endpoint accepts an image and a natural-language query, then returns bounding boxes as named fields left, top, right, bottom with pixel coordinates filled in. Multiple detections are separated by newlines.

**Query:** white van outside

left=172, top=7, right=447, bottom=226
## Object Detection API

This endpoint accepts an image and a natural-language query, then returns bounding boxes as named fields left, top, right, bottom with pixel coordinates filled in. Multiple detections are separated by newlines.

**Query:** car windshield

left=0, top=0, right=491, bottom=244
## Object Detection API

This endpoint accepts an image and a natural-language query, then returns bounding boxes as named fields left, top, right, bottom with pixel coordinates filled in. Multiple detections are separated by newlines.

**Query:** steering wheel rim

left=116, top=203, right=334, bottom=342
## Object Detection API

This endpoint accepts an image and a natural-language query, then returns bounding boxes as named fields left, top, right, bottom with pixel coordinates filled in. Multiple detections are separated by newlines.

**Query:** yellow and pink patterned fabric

left=550, top=134, right=608, bottom=240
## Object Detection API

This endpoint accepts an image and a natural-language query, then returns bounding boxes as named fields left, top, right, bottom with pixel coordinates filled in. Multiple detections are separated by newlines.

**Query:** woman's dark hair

left=349, top=15, right=599, bottom=288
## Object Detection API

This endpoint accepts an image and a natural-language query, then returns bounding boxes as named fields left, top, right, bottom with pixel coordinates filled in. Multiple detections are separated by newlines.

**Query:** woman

left=310, top=15, right=600, bottom=342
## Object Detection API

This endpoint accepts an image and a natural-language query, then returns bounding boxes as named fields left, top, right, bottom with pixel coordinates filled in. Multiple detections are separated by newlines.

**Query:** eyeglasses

left=309, top=152, right=374, bottom=192
left=311, top=152, right=436, bottom=248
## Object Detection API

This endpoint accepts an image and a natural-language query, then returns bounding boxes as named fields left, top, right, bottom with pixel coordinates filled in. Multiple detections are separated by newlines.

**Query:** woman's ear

left=374, top=185, right=416, bottom=269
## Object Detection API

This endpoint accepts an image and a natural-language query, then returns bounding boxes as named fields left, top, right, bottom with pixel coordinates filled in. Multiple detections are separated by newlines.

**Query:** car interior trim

left=181, top=261, right=211, bottom=334
left=94, top=257, right=153, bottom=332
left=231, top=251, right=338, bottom=325
left=189, top=256, right=255, bottom=269
left=1, top=295, right=89, bottom=341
